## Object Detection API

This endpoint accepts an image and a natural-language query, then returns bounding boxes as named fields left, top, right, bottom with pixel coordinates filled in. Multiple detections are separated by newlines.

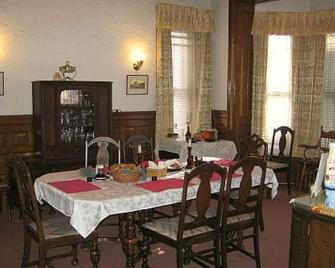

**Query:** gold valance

left=252, top=9, right=335, bottom=36
left=156, top=3, right=214, bottom=33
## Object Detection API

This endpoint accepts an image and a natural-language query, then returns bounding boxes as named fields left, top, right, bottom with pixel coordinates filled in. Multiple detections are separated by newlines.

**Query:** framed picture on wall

left=126, top=75, right=149, bottom=95
left=0, top=72, right=3, bottom=96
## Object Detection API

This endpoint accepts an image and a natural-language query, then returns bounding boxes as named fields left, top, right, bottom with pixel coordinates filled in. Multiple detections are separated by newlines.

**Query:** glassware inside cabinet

left=59, top=89, right=95, bottom=143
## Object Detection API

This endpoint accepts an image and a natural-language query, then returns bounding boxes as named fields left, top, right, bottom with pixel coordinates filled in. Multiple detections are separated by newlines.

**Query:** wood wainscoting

left=0, top=111, right=156, bottom=183
left=212, top=110, right=228, bottom=140
left=111, top=111, right=156, bottom=144
left=0, top=115, right=33, bottom=183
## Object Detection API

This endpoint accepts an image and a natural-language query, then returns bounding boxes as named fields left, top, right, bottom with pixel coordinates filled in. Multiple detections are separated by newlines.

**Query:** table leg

left=122, top=212, right=139, bottom=268
left=90, top=239, right=100, bottom=268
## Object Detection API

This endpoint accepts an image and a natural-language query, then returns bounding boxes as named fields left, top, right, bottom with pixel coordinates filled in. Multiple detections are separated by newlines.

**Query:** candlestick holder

left=137, top=152, right=143, bottom=165
left=185, top=146, right=193, bottom=169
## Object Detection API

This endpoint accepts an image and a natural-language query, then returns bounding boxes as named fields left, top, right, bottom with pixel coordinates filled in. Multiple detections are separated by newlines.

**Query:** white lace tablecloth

left=155, top=138, right=237, bottom=162
left=34, top=164, right=278, bottom=238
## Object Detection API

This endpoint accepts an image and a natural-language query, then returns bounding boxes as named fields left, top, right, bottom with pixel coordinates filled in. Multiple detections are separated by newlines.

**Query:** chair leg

left=221, top=234, right=227, bottom=268
left=253, top=229, right=261, bottom=268
left=21, top=231, right=32, bottom=268
left=176, top=247, right=183, bottom=268
left=90, top=239, right=100, bottom=268
left=286, top=168, right=291, bottom=194
left=71, top=244, right=79, bottom=265
left=38, top=248, right=47, bottom=268
left=214, top=238, right=221, bottom=268
left=259, top=205, right=265, bottom=232
left=298, top=162, right=307, bottom=193
left=7, top=189, right=12, bottom=221
left=0, top=193, right=2, bottom=213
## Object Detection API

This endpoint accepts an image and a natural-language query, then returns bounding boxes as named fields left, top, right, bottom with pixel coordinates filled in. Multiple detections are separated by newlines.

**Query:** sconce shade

left=133, top=60, right=144, bottom=71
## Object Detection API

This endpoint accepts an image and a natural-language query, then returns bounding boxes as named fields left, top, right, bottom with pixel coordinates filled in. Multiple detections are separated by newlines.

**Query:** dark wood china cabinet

left=32, top=80, right=113, bottom=171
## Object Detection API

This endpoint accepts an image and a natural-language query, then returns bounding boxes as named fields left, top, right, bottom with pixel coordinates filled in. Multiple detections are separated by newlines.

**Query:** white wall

left=211, top=0, right=229, bottom=110
left=309, top=0, right=335, bottom=10
left=256, top=0, right=310, bottom=12
left=256, top=0, right=335, bottom=12
left=0, top=0, right=211, bottom=115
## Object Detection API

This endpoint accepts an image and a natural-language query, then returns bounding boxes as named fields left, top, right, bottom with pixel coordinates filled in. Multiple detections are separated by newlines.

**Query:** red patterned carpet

left=0, top=186, right=294, bottom=268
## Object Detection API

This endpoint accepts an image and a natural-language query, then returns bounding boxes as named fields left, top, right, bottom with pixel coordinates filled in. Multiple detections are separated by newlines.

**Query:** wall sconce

left=133, top=60, right=144, bottom=71
left=132, top=49, right=145, bottom=71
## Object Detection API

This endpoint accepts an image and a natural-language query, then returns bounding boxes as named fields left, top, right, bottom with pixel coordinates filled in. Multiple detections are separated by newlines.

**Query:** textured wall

left=211, top=0, right=229, bottom=110
left=0, top=0, right=212, bottom=115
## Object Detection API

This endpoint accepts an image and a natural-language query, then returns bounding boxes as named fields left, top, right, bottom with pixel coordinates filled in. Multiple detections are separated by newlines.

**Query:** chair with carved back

left=0, top=182, right=11, bottom=221
left=221, top=156, right=267, bottom=268
left=267, top=126, right=295, bottom=194
left=85, top=136, right=123, bottom=242
left=122, top=134, right=154, bottom=163
left=122, top=134, right=171, bottom=221
left=85, top=136, right=121, bottom=167
left=235, top=134, right=268, bottom=161
left=298, top=126, right=335, bottom=192
left=232, top=134, right=267, bottom=232
left=13, top=156, right=100, bottom=268
left=141, top=163, right=228, bottom=268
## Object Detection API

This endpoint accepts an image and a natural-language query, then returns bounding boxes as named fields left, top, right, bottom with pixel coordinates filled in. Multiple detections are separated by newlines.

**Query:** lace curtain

left=252, top=9, right=335, bottom=36
left=251, top=9, right=335, bottom=157
left=291, top=35, right=326, bottom=156
left=155, top=4, right=214, bottom=144
left=190, top=32, right=212, bottom=132
left=156, top=3, right=214, bottom=32
left=156, top=29, right=174, bottom=143
left=251, top=35, right=268, bottom=138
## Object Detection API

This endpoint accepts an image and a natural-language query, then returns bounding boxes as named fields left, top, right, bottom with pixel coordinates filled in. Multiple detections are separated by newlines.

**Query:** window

left=171, top=32, right=194, bottom=136
left=265, top=35, right=292, bottom=141
left=321, top=34, right=335, bottom=131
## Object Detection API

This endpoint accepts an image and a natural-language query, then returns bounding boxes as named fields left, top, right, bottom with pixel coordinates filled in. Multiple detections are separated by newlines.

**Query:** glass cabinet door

left=59, top=89, right=95, bottom=143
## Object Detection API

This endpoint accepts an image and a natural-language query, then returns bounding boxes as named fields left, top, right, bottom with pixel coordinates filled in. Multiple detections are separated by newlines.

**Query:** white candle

left=188, top=139, right=192, bottom=148
left=138, top=144, right=142, bottom=153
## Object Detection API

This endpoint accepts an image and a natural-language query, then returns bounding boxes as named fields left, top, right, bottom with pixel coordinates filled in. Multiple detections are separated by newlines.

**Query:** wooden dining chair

left=232, top=134, right=267, bottom=231
left=13, top=156, right=100, bottom=268
left=85, top=136, right=121, bottom=167
left=0, top=182, right=12, bottom=221
left=267, top=126, right=295, bottom=194
left=236, top=134, right=268, bottom=161
left=141, top=163, right=228, bottom=268
left=221, top=157, right=267, bottom=268
left=122, top=134, right=154, bottom=163
left=298, top=126, right=335, bottom=192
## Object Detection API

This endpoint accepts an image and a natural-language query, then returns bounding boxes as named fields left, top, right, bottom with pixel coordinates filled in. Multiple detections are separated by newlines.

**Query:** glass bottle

left=96, top=142, right=109, bottom=168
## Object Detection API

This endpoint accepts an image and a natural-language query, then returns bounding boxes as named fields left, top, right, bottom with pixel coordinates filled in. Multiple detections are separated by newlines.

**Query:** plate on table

left=167, top=167, right=183, bottom=172
left=167, top=163, right=185, bottom=172
left=94, top=174, right=110, bottom=181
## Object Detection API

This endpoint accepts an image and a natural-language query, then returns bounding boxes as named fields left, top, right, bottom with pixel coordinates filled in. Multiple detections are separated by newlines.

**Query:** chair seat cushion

left=29, top=215, right=80, bottom=240
left=0, top=183, right=9, bottom=192
left=190, top=207, right=255, bottom=225
left=142, top=215, right=213, bottom=241
left=267, top=161, right=289, bottom=170
left=229, top=188, right=259, bottom=200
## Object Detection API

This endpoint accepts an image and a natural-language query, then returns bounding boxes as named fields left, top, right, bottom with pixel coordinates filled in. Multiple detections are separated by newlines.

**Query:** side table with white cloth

left=155, top=138, right=237, bottom=162
left=34, top=157, right=278, bottom=267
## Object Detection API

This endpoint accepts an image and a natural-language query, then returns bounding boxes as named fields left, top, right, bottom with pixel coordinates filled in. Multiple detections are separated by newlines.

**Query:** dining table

left=155, top=138, right=237, bottom=162
left=34, top=157, right=278, bottom=268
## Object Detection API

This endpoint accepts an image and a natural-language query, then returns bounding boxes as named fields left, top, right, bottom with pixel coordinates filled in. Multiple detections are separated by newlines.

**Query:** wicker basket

left=112, top=170, right=140, bottom=183
left=146, top=167, right=167, bottom=178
